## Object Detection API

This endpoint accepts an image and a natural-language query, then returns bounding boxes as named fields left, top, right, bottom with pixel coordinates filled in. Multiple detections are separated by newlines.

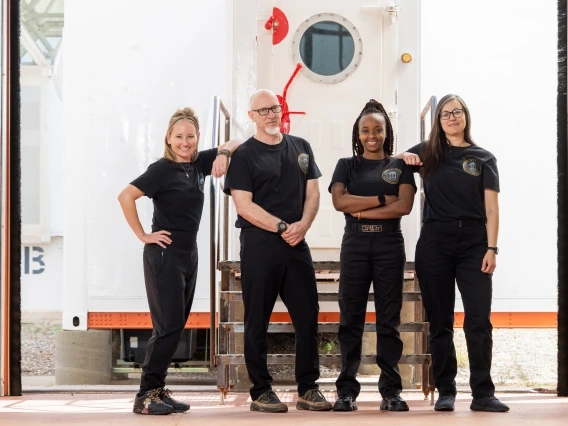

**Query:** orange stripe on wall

left=88, top=311, right=557, bottom=329
left=88, top=312, right=216, bottom=329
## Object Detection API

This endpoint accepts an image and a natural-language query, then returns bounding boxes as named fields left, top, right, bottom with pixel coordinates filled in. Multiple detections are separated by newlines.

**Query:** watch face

left=279, top=222, right=287, bottom=231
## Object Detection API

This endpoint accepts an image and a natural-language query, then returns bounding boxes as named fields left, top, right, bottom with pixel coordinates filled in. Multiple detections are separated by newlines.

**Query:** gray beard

left=265, top=126, right=280, bottom=136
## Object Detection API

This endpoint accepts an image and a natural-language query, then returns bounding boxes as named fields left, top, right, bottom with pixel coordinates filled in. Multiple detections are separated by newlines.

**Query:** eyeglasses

left=251, top=105, right=282, bottom=116
left=439, top=108, right=464, bottom=120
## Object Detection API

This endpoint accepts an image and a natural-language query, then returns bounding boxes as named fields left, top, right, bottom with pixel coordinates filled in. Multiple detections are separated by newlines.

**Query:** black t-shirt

left=130, top=148, right=218, bottom=233
left=224, top=134, right=322, bottom=229
left=408, top=142, right=499, bottom=222
left=328, top=156, right=417, bottom=224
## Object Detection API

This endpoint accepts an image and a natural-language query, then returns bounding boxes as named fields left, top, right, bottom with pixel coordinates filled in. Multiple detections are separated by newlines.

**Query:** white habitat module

left=57, top=0, right=557, bottom=331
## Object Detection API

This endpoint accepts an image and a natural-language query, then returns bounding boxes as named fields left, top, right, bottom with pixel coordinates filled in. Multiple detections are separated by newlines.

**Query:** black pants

left=415, top=221, right=495, bottom=398
left=139, top=231, right=198, bottom=394
left=336, top=222, right=405, bottom=399
left=240, top=229, right=320, bottom=400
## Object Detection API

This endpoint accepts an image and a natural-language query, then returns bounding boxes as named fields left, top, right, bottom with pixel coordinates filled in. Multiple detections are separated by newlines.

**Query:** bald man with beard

left=224, top=89, right=332, bottom=413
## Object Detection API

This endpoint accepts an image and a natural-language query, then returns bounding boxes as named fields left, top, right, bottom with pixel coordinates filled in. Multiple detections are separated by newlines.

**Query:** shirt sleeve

left=130, top=160, right=164, bottom=199
left=399, top=161, right=418, bottom=193
left=223, top=148, right=253, bottom=196
left=483, top=157, right=500, bottom=192
left=407, top=142, right=424, bottom=156
left=305, top=141, right=322, bottom=180
left=328, top=159, right=349, bottom=193
left=197, top=147, right=218, bottom=177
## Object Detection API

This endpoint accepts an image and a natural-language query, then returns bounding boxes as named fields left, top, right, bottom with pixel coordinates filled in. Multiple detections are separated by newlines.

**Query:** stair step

left=218, top=260, right=416, bottom=274
left=231, top=275, right=416, bottom=284
left=216, top=353, right=431, bottom=365
left=220, top=290, right=422, bottom=302
left=220, top=321, right=428, bottom=333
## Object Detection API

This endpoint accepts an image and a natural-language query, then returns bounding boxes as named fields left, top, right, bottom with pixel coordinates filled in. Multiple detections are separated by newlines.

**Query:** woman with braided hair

left=329, top=99, right=417, bottom=412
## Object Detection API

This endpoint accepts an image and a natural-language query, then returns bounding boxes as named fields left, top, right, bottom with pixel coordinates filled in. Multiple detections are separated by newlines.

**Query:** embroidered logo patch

left=382, top=168, right=402, bottom=184
left=198, top=173, right=205, bottom=192
left=462, top=158, right=482, bottom=176
left=298, top=153, right=309, bottom=174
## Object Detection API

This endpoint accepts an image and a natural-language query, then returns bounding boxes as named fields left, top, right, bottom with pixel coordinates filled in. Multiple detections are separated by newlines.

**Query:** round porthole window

left=292, top=13, right=363, bottom=84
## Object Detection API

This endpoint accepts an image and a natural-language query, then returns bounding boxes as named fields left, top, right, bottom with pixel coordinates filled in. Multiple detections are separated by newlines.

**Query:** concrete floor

left=0, top=390, right=567, bottom=426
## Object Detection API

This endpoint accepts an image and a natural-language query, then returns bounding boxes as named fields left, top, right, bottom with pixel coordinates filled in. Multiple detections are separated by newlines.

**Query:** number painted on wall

left=24, top=246, right=45, bottom=274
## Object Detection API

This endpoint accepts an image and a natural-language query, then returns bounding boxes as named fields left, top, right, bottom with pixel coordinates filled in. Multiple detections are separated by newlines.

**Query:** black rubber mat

left=558, top=0, right=567, bottom=398
left=8, top=0, right=22, bottom=396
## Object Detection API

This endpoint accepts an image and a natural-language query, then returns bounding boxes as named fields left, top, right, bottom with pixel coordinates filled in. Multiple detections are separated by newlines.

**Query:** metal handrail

left=209, top=96, right=230, bottom=366
left=420, top=96, right=437, bottom=142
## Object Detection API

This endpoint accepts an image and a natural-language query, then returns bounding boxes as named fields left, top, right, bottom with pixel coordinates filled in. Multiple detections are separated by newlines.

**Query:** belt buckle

left=362, top=224, right=383, bottom=232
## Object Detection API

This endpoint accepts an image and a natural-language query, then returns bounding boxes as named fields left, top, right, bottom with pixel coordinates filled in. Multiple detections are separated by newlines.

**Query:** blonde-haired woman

left=118, top=107, right=242, bottom=415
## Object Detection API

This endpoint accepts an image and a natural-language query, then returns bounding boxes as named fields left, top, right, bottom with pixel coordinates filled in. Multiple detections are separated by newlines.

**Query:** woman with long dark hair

left=401, top=94, right=509, bottom=413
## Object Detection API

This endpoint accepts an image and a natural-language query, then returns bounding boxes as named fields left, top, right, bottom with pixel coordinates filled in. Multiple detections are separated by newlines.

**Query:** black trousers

left=139, top=231, right=198, bottom=394
left=415, top=221, right=495, bottom=398
left=336, top=222, right=405, bottom=399
left=240, top=229, right=320, bottom=400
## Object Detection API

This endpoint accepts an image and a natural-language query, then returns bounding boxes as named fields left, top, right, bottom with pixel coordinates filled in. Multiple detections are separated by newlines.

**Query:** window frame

left=291, top=13, right=363, bottom=84
left=21, top=66, right=51, bottom=244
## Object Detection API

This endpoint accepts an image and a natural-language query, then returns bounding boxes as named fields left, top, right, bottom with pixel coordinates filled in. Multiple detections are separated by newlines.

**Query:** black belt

left=349, top=222, right=401, bottom=233
left=428, top=219, right=485, bottom=228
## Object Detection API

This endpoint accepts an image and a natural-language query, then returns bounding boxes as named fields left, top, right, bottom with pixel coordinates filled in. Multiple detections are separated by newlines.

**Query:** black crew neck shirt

left=328, top=156, right=417, bottom=224
left=224, top=134, right=322, bottom=229
left=408, top=142, right=499, bottom=222
left=130, top=148, right=218, bottom=233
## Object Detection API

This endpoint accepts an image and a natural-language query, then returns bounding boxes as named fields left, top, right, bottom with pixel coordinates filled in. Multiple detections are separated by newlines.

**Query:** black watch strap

left=276, top=221, right=288, bottom=235
left=487, top=246, right=499, bottom=255
left=378, top=194, right=386, bottom=206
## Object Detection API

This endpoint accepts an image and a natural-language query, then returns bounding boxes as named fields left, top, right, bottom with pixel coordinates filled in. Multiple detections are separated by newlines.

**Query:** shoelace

left=147, top=389, right=164, bottom=403
left=161, top=388, right=172, bottom=398
left=257, top=391, right=280, bottom=404
left=303, top=389, right=325, bottom=402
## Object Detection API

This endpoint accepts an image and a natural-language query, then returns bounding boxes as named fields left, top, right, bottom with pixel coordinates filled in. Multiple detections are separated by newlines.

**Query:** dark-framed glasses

left=440, top=108, right=464, bottom=120
left=251, top=104, right=282, bottom=116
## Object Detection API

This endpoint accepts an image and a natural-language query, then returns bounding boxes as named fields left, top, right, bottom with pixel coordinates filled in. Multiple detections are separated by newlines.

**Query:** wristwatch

left=378, top=194, right=386, bottom=206
left=276, top=220, right=288, bottom=235
left=217, top=148, right=230, bottom=158
left=487, top=246, right=499, bottom=255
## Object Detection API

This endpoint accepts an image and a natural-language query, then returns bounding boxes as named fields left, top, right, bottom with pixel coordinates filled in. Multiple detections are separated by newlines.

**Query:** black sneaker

left=133, top=389, right=174, bottom=415
left=434, top=394, right=455, bottom=411
left=470, top=396, right=510, bottom=412
left=159, top=388, right=190, bottom=413
left=380, top=394, right=409, bottom=412
left=296, top=389, right=333, bottom=411
left=332, top=394, right=357, bottom=411
left=250, top=390, right=288, bottom=413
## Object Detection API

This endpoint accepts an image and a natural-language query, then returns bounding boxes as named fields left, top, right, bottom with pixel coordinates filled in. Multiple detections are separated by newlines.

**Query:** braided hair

left=351, top=99, right=394, bottom=166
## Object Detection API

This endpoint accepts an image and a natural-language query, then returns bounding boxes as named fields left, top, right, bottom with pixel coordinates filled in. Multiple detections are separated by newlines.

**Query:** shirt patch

left=382, top=168, right=402, bottom=184
left=198, top=173, right=205, bottom=192
left=298, top=153, right=309, bottom=174
left=462, top=158, right=482, bottom=176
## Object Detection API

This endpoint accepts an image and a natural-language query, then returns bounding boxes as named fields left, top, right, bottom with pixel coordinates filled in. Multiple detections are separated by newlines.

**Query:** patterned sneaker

left=332, top=394, right=357, bottom=411
left=250, top=390, right=288, bottom=413
left=296, top=389, right=333, bottom=411
left=133, top=389, right=174, bottom=415
left=159, top=388, right=190, bottom=412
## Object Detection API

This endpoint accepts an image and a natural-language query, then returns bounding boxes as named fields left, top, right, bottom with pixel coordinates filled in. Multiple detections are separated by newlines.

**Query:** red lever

left=264, top=16, right=274, bottom=30
left=278, top=63, right=306, bottom=134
